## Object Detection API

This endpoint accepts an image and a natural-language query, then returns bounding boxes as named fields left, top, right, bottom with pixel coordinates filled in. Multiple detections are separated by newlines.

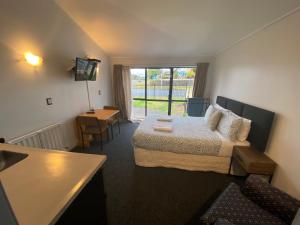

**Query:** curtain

left=192, top=63, right=210, bottom=98
left=112, top=65, right=132, bottom=120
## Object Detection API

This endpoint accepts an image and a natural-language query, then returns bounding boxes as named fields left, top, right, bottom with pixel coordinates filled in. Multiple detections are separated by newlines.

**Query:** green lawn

left=133, top=100, right=187, bottom=116
left=133, top=96, right=186, bottom=100
left=133, top=85, right=192, bottom=90
left=133, top=100, right=168, bottom=113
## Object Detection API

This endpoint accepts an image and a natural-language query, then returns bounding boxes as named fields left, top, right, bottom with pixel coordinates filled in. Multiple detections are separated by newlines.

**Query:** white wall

left=0, top=0, right=112, bottom=149
left=208, top=10, right=300, bottom=199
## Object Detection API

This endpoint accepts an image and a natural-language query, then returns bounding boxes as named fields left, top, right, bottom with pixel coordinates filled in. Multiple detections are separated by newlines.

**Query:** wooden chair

left=103, top=106, right=120, bottom=139
left=77, top=116, right=108, bottom=150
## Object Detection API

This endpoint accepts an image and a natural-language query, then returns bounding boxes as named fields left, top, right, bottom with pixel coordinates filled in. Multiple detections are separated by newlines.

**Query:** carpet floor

left=73, top=121, right=244, bottom=225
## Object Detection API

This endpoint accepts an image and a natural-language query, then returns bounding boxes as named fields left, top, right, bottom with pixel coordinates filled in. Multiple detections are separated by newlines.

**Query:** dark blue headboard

left=216, top=96, right=275, bottom=152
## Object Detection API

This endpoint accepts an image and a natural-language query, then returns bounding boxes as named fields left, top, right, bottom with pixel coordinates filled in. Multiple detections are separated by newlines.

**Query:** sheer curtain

left=112, top=65, right=132, bottom=120
left=192, top=63, right=210, bottom=97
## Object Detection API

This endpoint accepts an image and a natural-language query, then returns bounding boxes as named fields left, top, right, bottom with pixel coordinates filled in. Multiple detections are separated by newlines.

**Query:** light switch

left=98, top=90, right=102, bottom=95
left=46, top=98, right=53, bottom=105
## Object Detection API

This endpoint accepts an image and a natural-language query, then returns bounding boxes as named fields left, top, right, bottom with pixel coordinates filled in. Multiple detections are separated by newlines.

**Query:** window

left=131, top=67, right=196, bottom=119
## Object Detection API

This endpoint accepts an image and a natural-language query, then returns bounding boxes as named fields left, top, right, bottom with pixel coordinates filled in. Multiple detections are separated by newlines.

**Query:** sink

left=0, top=151, right=28, bottom=172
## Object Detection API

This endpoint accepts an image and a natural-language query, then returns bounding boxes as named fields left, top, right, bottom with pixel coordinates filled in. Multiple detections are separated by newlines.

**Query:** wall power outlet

left=46, top=98, right=53, bottom=105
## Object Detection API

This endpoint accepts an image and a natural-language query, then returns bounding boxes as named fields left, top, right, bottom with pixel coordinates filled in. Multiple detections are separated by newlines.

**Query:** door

left=171, top=67, right=196, bottom=116
left=146, top=68, right=171, bottom=116
left=131, top=67, right=196, bottom=119
left=131, top=68, right=146, bottom=120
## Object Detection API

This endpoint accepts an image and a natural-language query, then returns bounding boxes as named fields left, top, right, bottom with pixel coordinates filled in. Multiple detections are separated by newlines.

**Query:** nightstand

left=229, top=146, right=277, bottom=182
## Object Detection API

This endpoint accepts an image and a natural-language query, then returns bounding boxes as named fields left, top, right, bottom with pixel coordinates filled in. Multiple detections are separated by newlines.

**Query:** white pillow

left=206, top=110, right=222, bottom=130
left=217, top=111, right=242, bottom=141
left=214, top=104, right=229, bottom=112
left=237, top=118, right=251, bottom=141
left=204, top=105, right=215, bottom=122
left=229, top=111, right=252, bottom=142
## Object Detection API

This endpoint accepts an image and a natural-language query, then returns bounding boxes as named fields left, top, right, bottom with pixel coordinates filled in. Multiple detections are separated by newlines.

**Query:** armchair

left=200, top=175, right=300, bottom=225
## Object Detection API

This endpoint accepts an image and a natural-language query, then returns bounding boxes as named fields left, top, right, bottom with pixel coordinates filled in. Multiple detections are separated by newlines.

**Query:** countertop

left=0, top=144, right=106, bottom=225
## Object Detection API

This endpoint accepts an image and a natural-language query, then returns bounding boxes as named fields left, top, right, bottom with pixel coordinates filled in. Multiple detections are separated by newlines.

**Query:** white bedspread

left=133, top=116, right=250, bottom=157
left=133, top=116, right=225, bottom=156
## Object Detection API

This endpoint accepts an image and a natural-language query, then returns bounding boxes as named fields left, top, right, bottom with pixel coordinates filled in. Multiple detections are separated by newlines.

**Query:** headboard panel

left=216, top=96, right=227, bottom=108
left=216, top=96, right=275, bottom=151
left=226, top=99, right=243, bottom=115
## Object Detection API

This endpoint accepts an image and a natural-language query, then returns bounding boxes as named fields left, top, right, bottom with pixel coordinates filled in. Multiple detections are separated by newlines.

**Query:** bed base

left=134, top=147, right=231, bottom=174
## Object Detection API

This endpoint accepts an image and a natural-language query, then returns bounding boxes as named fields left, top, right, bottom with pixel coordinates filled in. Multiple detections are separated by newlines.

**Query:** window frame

left=131, top=66, right=196, bottom=116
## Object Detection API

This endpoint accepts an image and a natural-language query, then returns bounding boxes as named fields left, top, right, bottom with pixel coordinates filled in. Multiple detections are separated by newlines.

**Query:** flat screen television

left=75, top=57, right=98, bottom=81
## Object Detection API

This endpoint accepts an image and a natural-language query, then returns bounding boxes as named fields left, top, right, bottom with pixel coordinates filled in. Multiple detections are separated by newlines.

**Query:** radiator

left=8, top=123, right=66, bottom=150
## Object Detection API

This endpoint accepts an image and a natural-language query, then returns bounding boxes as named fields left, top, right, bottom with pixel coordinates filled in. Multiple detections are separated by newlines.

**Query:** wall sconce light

left=24, top=52, right=43, bottom=66
left=96, top=64, right=100, bottom=75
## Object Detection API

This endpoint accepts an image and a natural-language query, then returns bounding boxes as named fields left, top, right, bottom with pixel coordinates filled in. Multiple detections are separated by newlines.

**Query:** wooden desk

left=79, top=109, right=119, bottom=121
left=78, top=109, right=120, bottom=147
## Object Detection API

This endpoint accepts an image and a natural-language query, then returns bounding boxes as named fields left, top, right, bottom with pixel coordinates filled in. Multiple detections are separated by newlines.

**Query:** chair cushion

left=200, top=183, right=286, bottom=225
left=241, top=175, right=300, bottom=224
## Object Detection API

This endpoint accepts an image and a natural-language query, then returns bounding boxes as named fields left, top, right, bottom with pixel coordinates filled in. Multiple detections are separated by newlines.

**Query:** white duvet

left=133, top=116, right=249, bottom=157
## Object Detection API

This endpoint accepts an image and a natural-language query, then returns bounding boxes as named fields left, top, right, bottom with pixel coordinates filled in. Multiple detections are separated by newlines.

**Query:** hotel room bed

left=132, top=96, right=275, bottom=174
left=133, top=116, right=250, bottom=173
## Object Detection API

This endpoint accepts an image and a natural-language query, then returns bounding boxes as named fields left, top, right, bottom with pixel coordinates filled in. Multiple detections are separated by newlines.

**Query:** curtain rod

left=125, top=65, right=197, bottom=69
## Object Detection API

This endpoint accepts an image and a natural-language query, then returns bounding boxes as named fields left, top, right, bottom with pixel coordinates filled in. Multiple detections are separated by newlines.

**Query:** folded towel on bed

left=157, top=116, right=172, bottom=122
left=153, top=123, right=173, bottom=132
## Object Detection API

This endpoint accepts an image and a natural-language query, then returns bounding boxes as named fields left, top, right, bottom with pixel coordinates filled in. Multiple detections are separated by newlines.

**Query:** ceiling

left=56, top=0, right=300, bottom=58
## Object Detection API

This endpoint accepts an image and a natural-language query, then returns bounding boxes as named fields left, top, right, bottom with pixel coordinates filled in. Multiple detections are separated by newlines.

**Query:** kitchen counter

left=0, top=144, right=106, bottom=225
